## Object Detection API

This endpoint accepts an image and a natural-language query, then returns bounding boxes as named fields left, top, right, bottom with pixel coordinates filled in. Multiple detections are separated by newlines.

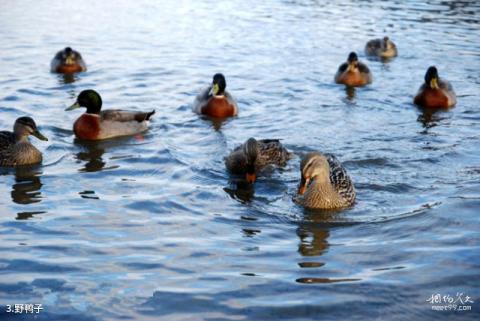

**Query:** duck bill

left=65, top=56, right=75, bottom=65
left=246, top=172, right=256, bottom=184
left=298, top=177, right=310, bottom=195
left=210, top=83, right=220, bottom=96
left=65, top=101, right=81, bottom=111
left=430, top=77, right=439, bottom=89
left=32, top=130, right=48, bottom=141
left=347, top=63, right=355, bottom=72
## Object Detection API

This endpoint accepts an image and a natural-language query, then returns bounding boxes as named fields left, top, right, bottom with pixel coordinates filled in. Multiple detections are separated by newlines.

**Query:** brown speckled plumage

left=296, top=152, right=355, bottom=209
left=0, top=117, right=47, bottom=167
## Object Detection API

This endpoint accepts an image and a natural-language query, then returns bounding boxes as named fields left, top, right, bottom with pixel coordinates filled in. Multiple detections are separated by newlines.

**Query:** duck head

left=346, top=52, right=359, bottom=72
left=210, top=73, right=227, bottom=96
left=298, top=153, right=330, bottom=195
left=13, top=117, right=48, bottom=142
left=60, top=47, right=80, bottom=65
left=382, top=36, right=393, bottom=50
left=243, top=138, right=258, bottom=184
left=66, top=89, right=103, bottom=114
left=425, top=66, right=440, bottom=89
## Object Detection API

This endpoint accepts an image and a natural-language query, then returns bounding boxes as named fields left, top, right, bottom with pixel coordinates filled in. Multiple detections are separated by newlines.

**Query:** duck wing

left=337, top=62, right=348, bottom=73
left=193, top=86, right=212, bottom=113
left=257, top=139, right=292, bottom=167
left=0, top=131, right=15, bottom=150
left=101, top=109, right=155, bottom=122
left=326, top=154, right=356, bottom=204
left=358, top=62, right=371, bottom=74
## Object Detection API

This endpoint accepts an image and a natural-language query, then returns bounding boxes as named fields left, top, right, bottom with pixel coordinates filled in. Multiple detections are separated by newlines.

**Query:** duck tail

left=135, top=110, right=156, bottom=122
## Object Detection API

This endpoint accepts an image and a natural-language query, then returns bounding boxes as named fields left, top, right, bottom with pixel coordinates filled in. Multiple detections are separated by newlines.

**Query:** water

left=0, top=0, right=479, bottom=320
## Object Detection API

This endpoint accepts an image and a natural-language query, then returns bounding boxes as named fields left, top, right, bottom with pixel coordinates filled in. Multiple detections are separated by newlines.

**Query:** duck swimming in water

left=193, top=73, right=238, bottom=118
left=295, top=152, right=355, bottom=209
left=335, top=52, right=372, bottom=87
left=66, top=90, right=155, bottom=140
left=51, top=47, right=87, bottom=73
left=225, top=138, right=292, bottom=183
left=365, top=36, right=398, bottom=58
left=414, top=66, right=456, bottom=109
left=0, top=117, right=48, bottom=167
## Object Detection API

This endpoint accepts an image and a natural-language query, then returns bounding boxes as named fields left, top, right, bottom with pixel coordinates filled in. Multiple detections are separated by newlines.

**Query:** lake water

left=0, top=0, right=479, bottom=320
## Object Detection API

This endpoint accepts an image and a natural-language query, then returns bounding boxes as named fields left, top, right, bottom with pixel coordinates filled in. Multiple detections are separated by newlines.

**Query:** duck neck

left=15, top=133, right=30, bottom=143
left=302, top=178, right=344, bottom=208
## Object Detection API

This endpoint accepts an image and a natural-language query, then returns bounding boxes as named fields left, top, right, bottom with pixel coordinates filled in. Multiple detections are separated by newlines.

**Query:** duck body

left=0, top=117, right=48, bottom=167
left=414, top=66, right=456, bottom=109
left=51, top=47, right=86, bottom=73
left=365, top=37, right=398, bottom=58
left=73, top=111, right=153, bottom=140
left=335, top=52, right=372, bottom=87
left=193, top=73, right=238, bottom=118
left=296, top=152, right=355, bottom=209
left=67, top=90, right=155, bottom=141
left=225, top=138, right=291, bottom=183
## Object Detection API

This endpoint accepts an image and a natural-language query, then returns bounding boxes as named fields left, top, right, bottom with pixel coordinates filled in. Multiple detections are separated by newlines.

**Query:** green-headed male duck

left=51, top=47, right=87, bottom=73
left=295, top=152, right=356, bottom=209
left=365, top=36, right=398, bottom=58
left=193, top=73, right=238, bottom=118
left=335, top=52, right=372, bottom=87
left=414, top=66, right=456, bottom=109
left=225, top=138, right=292, bottom=183
left=66, top=90, right=155, bottom=140
left=0, top=117, right=48, bottom=167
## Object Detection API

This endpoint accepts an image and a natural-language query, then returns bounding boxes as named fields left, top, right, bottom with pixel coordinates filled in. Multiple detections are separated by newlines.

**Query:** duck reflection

left=295, top=210, right=360, bottom=284
left=344, top=86, right=356, bottom=101
left=75, top=140, right=106, bottom=172
left=58, top=73, right=77, bottom=84
left=416, top=106, right=448, bottom=129
left=10, top=166, right=43, bottom=204
left=297, top=210, right=336, bottom=257
left=224, top=180, right=255, bottom=203
left=208, top=117, right=229, bottom=131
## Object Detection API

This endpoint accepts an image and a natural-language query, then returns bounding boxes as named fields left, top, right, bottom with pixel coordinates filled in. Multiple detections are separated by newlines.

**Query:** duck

left=65, top=89, right=155, bottom=140
left=295, top=152, right=355, bottom=209
left=335, top=52, right=372, bottom=87
left=0, top=117, right=48, bottom=167
left=365, top=36, right=398, bottom=58
left=414, top=66, right=456, bottom=109
left=193, top=73, right=238, bottom=118
left=51, top=47, right=87, bottom=73
left=225, top=138, right=292, bottom=183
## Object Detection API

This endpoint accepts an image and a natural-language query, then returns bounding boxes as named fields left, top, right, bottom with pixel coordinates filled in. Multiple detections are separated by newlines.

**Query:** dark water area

left=0, top=0, right=479, bottom=320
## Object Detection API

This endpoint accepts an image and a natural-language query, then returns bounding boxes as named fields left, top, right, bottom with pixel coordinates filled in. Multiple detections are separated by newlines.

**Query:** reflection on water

left=10, top=166, right=43, bottom=205
left=75, top=141, right=107, bottom=172
left=16, top=210, right=47, bottom=220
left=58, top=73, right=77, bottom=85
left=344, top=86, right=356, bottom=101
left=297, top=210, right=340, bottom=257
left=417, top=107, right=451, bottom=130
left=224, top=181, right=255, bottom=203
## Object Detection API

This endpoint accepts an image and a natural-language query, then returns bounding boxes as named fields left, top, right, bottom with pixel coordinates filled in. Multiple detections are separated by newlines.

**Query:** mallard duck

left=65, top=89, right=155, bottom=140
left=0, top=117, right=48, bottom=167
left=193, top=73, right=238, bottom=118
left=414, top=66, right=456, bottom=109
left=295, top=152, right=355, bottom=209
left=335, top=52, right=372, bottom=87
left=51, top=47, right=87, bottom=73
left=225, top=138, right=292, bottom=183
left=365, top=36, right=398, bottom=58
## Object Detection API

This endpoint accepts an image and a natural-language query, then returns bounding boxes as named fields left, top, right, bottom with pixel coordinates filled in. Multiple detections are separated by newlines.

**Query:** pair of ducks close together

left=1, top=38, right=457, bottom=209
